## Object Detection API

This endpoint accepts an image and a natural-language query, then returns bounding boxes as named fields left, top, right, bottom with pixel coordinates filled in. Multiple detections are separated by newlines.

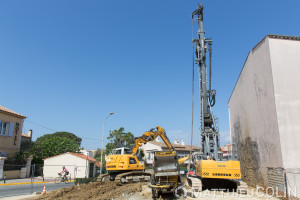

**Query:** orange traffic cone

left=42, top=185, right=47, bottom=194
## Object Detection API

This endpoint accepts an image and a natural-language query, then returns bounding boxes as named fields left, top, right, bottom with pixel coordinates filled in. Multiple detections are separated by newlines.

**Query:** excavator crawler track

left=186, top=176, right=202, bottom=192
left=115, top=171, right=151, bottom=185
left=97, top=173, right=110, bottom=182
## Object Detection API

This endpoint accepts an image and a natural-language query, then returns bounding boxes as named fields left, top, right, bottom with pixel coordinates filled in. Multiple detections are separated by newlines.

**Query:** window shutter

left=9, top=122, right=14, bottom=137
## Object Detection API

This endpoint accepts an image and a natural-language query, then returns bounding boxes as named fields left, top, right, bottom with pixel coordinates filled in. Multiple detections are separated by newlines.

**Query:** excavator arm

left=132, top=126, right=174, bottom=155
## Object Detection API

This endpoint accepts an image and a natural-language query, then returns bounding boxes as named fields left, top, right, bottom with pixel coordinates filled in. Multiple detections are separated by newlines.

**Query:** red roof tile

left=0, top=105, right=26, bottom=119
left=69, top=152, right=97, bottom=162
left=44, top=152, right=97, bottom=162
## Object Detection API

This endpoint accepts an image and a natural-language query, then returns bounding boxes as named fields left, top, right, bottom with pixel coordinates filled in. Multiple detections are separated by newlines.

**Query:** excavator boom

left=132, top=126, right=174, bottom=155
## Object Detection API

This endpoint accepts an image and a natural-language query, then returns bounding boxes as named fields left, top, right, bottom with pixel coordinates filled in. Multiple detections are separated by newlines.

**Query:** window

left=113, top=149, right=122, bottom=155
left=129, top=157, right=137, bottom=164
left=124, top=148, right=130, bottom=154
left=0, top=120, right=9, bottom=136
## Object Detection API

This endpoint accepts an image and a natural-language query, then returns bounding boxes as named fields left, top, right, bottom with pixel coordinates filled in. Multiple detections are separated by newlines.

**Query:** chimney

left=174, top=140, right=179, bottom=144
left=181, top=140, right=185, bottom=145
left=28, top=129, right=33, bottom=138
left=155, top=137, right=160, bottom=142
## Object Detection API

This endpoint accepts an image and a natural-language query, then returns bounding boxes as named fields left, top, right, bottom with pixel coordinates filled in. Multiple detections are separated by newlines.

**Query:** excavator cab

left=111, top=147, right=131, bottom=155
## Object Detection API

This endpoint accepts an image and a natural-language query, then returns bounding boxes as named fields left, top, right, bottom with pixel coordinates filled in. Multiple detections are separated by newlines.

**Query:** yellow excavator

left=98, top=126, right=188, bottom=186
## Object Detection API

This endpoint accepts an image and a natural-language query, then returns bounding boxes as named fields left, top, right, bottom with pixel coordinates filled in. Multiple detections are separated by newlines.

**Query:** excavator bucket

left=154, top=151, right=180, bottom=177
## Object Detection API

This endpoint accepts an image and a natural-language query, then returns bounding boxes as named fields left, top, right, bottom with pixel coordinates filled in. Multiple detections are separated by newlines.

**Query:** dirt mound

left=32, top=182, right=147, bottom=200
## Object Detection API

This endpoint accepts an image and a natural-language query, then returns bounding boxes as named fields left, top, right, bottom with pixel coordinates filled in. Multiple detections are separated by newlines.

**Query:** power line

left=24, top=119, right=101, bottom=141
left=25, top=120, right=58, bottom=132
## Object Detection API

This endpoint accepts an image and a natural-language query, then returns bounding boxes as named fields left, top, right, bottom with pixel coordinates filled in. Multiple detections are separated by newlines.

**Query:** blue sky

left=1, top=0, right=299, bottom=150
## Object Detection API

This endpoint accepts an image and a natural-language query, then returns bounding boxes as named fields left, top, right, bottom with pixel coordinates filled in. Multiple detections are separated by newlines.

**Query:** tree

left=105, top=127, right=134, bottom=154
left=36, top=131, right=82, bottom=146
left=32, top=136, right=81, bottom=160
left=13, top=141, right=35, bottom=163
left=94, top=148, right=105, bottom=161
left=139, top=148, right=145, bottom=158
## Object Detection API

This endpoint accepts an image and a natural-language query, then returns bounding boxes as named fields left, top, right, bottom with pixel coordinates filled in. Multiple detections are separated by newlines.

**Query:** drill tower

left=192, top=2, right=220, bottom=160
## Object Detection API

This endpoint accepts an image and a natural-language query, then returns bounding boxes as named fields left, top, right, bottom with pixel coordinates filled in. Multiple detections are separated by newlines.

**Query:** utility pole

left=100, top=112, right=114, bottom=176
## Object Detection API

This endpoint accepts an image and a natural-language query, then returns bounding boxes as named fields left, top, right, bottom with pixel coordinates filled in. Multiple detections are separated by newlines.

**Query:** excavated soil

left=32, top=182, right=148, bottom=200
left=29, top=181, right=285, bottom=200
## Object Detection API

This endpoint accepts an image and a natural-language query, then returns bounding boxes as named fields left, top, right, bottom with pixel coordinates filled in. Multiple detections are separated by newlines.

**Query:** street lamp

left=100, top=112, right=114, bottom=176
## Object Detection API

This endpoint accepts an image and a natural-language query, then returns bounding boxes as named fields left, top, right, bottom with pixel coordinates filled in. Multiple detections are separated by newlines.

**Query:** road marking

left=0, top=180, right=74, bottom=186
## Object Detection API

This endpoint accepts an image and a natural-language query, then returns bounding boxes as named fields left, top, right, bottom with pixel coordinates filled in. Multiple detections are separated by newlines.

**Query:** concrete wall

left=3, top=170, right=21, bottom=179
left=43, top=153, right=95, bottom=178
left=0, top=113, right=24, bottom=157
left=269, top=38, right=300, bottom=197
left=229, top=37, right=283, bottom=187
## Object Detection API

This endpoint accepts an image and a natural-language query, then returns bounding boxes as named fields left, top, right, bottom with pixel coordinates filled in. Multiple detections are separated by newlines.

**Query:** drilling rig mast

left=187, top=2, right=247, bottom=192
left=192, top=2, right=219, bottom=160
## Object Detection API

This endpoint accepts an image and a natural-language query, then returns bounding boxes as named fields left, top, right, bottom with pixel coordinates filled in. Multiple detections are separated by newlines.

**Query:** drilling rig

left=187, top=2, right=247, bottom=193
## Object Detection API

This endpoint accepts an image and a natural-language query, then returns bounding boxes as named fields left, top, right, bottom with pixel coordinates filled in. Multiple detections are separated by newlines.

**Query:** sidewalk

left=0, top=176, right=53, bottom=186
left=0, top=194, right=37, bottom=200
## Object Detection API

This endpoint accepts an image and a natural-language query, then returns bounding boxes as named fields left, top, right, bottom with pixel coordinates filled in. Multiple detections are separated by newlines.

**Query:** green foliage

left=105, top=127, right=134, bottom=154
left=20, top=140, right=35, bottom=151
left=139, top=148, right=145, bottom=158
left=33, top=136, right=80, bottom=159
left=94, top=148, right=101, bottom=160
left=94, top=148, right=105, bottom=161
left=12, top=131, right=82, bottom=164
left=36, top=132, right=82, bottom=146
left=10, top=141, right=35, bottom=164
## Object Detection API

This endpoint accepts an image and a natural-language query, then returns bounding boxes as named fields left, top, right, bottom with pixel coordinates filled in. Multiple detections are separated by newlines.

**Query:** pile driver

left=187, top=2, right=247, bottom=193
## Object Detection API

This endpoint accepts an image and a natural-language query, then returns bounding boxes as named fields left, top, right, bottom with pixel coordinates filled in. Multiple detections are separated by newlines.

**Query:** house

left=221, top=144, right=232, bottom=159
left=43, top=152, right=97, bottom=178
left=229, top=34, right=300, bottom=197
left=80, top=149, right=94, bottom=158
left=21, top=130, right=33, bottom=143
left=141, top=138, right=200, bottom=166
left=0, top=105, right=26, bottom=157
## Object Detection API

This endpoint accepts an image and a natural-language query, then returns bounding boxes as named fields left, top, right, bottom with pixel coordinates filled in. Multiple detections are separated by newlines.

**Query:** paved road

left=0, top=182, right=74, bottom=198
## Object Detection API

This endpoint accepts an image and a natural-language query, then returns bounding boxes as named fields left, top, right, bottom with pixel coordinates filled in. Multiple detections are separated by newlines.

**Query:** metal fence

left=267, top=167, right=300, bottom=198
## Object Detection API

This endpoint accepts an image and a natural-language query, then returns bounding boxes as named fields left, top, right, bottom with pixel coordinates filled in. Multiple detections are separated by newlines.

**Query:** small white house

left=80, top=149, right=94, bottom=158
left=43, top=152, right=97, bottom=178
left=141, top=139, right=200, bottom=166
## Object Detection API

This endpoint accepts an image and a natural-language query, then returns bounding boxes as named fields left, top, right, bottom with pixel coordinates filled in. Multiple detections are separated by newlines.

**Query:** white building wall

left=229, top=37, right=283, bottom=187
left=141, top=143, right=162, bottom=165
left=43, top=153, right=92, bottom=178
left=269, top=38, right=300, bottom=197
left=80, top=149, right=94, bottom=158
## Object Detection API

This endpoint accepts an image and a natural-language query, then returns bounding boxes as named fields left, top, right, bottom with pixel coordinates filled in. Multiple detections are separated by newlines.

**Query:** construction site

left=0, top=1, right=299, bottom=200
left=20, top=1, right=299, bottom=200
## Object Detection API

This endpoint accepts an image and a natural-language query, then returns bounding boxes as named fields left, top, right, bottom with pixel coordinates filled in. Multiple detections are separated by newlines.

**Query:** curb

left=0, top=180, right=74, bottom=186
left=0, top=181, right=48, bottom=186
